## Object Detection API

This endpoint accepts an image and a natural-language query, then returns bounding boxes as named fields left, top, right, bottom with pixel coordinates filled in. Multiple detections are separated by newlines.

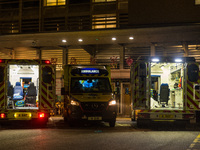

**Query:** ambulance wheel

left=109, top=119, right=116, bottom=127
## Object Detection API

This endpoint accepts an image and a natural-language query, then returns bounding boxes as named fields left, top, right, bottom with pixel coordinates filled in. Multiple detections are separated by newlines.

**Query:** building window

left=92, top=0, right=116, bottom=2
left=195, top=0, right=200, bottom=5
left=92, top=14, right=116, bottom=29
left=44, top=0, right=65, bottom=6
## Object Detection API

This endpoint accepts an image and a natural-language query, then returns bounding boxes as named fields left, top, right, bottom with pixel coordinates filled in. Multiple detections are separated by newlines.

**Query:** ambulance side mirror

left=188, top=64, right=199, bottom=82
left=0, top=67, right=4, bottom=83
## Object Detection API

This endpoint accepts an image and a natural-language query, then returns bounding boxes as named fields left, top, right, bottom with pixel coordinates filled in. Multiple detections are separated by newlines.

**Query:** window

left=195, top=0, right=200, bottom=5
left=92, top=14, right=116, bottom=29
left=44, top=0, right=65, bottom=6
left=71, top=78, right=112, bottom=93
left=69, top=0, right=90, bottom=4
left=92, top=0, right=116, bottom=2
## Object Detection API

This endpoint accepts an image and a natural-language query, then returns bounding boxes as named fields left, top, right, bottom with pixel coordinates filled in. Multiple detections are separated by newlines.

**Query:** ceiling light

left=129, top=37, right=134, bottom=40
left=62, top=40, right=67, bottom=43
left=78, top=39, right=83, bottom=42
left=112, top=37, right=116, bottom=41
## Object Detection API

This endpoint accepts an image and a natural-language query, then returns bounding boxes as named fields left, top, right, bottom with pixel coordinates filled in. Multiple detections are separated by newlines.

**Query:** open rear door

left=40, top=64, right=56, bottom=110
left=131, top=62, right=150, bottom=109
left=186, top=62, right=200, bottom=110
left=0, top=62, right=6, bottom=109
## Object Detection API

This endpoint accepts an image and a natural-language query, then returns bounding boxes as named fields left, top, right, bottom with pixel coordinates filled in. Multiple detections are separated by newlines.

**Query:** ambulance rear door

left=40, top=62, right=56, bottom=110
left=0, top=60, right=7, bottom=109
left=186, top=62, right=200, bottom=110
left=131, top=61, right=150, bottom=109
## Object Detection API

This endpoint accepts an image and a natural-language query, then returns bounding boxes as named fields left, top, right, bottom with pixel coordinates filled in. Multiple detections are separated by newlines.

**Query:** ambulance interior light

left=175, top=58, right=182, bottom=63
left=151, top=58, right=160, bottom=62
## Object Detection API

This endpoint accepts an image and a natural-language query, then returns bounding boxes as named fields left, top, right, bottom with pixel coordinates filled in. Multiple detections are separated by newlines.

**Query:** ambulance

left=0, top=59, right=55, bottom=126
left=131, top=56, right=200, bottom=126
left=61, top=65, right=117, bottom=127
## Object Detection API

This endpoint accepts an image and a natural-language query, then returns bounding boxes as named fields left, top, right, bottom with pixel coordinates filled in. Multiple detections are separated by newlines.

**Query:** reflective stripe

left=138, top=109, right=194, bottom=113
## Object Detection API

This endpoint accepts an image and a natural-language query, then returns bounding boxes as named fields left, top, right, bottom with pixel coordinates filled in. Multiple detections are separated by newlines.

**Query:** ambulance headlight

left=71, top=100, right=80, bottom=106
left=109, top=100, right=117, bottom=106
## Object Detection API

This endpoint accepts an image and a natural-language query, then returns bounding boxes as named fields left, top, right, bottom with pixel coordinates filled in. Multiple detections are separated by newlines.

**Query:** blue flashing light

left=81, top=68, right=99, bottom=74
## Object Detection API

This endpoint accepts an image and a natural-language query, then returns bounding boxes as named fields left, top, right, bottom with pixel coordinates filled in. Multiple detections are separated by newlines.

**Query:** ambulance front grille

left=81, top=102, right=107, bottom=112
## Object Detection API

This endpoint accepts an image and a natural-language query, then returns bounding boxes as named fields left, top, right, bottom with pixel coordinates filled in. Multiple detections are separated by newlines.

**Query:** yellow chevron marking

left=187, top=89, right=198, bottom=109
left=188, top=133, right=200, bottom=150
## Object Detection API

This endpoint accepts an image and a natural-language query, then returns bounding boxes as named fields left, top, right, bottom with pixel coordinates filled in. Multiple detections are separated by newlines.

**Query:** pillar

left=183, top=42, right=188, bottom=57
left=63, top=46, right=68, bottom=65
left=151, top=43, right=156, bottom=56
left=120, top=45, right=125, bottom=69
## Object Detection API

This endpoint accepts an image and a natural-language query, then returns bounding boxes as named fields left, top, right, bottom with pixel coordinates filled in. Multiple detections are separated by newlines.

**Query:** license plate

left=15, top=113, right=32, bottom=119
left=159, top=114, right=174, bottom=119
left=88, top=117, right=102, bottom=120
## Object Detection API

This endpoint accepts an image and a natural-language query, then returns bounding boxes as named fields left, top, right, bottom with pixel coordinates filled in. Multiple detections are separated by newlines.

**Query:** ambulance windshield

left=71, top=78, right=112, bottom=93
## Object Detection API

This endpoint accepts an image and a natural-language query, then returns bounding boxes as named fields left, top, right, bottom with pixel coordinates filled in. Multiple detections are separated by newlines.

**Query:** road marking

left=116, top=123, right=131, bottom=127
left=187, top=134, right=200, bottom=150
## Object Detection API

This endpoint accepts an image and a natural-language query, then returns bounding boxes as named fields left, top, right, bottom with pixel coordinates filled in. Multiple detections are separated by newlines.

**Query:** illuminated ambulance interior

left=150, top=58, right=184, bottom=110
left=7, top=65, right=39, bottom=109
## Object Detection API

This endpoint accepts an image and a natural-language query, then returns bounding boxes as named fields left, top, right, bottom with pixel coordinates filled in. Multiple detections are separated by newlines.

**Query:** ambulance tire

left=109, top=119, right=116, bottom=127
